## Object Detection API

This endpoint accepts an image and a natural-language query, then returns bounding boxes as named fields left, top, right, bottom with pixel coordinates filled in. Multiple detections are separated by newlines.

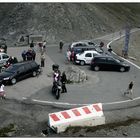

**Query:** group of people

left=21, top=49, right=36, bottom=61
left=29, top=40, right=46, bottom=67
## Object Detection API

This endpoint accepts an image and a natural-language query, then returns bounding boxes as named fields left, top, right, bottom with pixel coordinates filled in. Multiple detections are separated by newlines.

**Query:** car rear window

left=95, top=57, right=106, bottom=62
left=30, top=61, right=37, bottom=68
left=5, top=65, right=19, bottom=73
left=24, top=63, right=32, bottom=71
left=85, top=53, right=92, bottom=57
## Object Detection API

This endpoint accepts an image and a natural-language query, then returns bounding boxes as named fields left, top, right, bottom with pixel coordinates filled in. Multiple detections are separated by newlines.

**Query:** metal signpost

left=123, top=25, right=131, bottom=58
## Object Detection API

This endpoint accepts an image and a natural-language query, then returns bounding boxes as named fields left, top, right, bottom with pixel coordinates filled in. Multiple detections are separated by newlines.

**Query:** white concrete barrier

left=48, top=103, right=105, bottom=133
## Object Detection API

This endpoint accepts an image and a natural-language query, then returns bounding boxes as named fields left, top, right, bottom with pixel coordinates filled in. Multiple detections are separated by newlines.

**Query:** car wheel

left=11, top=78, right=16, bottom=85
left=80, top=60, right=85, bottom=66
left=120, top=67, right=125, bottom=72
left=33, top=71, right=37, bottom=77
left=94, top=66, right=100, bottom=71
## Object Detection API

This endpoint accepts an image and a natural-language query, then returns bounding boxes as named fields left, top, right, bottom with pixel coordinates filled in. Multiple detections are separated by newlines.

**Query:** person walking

left=40, top=53, right=45, bottom=67
left=124, top=81, right=134, bottom=99
left=59, top=41, right=64, bottom=53
left=0, top=82, right=6, bottom=99
left=61, top=71, right=67, bottom=93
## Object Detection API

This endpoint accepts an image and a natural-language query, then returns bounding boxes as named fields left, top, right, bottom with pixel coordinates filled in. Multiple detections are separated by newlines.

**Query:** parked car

left=69, top=41, right=87, bottom=49
left=90, top=55, right=130, bottom=72
left=69, top=40, right=98, bottom=49
left=0, top=61, right=41, bottom=85
left=75, top=50, right=101, bottom=65
left=0, top=53, right=10, bottom=67
left=68, top=41, right=103, bottom=62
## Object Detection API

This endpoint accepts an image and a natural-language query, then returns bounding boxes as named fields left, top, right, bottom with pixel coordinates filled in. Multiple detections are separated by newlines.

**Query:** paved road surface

left=4, top=28, right=140, bottom=110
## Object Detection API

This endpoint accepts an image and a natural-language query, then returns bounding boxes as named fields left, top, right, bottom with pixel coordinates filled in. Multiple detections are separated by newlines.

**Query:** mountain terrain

left=0, top=3, right=140, bottom=45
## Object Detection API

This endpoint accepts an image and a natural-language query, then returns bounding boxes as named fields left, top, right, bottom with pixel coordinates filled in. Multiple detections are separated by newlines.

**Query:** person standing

left=61, top=71, right=67, bottom=93
left=21, top=50, right=27, bottom=61
left=40, top=53, right=45, bottom=67
left=30, top=40, right=34, bottom=49
left=124, top=81, right=134, bottom=99
left=32, top=49, right=36, bottom=61
left=66, top=49, right=71, bottom=62
left=108, top=45, right=113, bottom=53
left=59, top=41, right=64, bottom=52
left=99, top=41, right=104, bottom=52
left=26, top=49, right=33, bottom=60
left=3, top=44, right=7, bottom=53
left=0, top=83, right=6, bottom=99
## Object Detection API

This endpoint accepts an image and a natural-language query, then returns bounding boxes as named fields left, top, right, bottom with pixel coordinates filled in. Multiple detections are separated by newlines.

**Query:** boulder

left=65, top=66, right=87, bottom=83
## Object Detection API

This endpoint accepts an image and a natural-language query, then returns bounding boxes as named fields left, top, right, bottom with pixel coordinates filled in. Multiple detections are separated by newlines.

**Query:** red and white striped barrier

left=48, top=103, right=105, bottom=133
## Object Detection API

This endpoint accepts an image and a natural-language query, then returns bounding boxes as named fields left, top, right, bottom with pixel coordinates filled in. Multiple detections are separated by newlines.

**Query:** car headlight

left=3, top=77, right=10, bottom=80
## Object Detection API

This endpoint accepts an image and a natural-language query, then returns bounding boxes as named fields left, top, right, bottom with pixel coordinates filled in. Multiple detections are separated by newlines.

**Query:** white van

left=75, top=50, right=100, bottom=65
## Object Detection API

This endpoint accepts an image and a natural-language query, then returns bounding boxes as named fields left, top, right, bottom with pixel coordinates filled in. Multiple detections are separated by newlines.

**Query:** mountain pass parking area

left=1, top=29, right=140, bottom=137
left=4, top=29, right=140, bottom=110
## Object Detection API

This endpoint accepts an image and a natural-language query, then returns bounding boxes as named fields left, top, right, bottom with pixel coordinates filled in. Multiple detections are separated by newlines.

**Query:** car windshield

left=5, top=65, right=19, bottom=73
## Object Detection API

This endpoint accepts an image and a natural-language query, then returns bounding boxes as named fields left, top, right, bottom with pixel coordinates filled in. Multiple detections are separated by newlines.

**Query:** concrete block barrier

left=48, top=103, right=105, bottom=133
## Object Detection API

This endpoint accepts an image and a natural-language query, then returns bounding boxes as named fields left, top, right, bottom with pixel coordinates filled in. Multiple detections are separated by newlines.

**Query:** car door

left=16, top=65, right=26, bottom=80
left=97, top=57, right=107, bottom=70
left=106, top=57, right=119, bottom=71
left=85, top=53, right=92, bottom=64
left=23, top=63, right=33, bottom=77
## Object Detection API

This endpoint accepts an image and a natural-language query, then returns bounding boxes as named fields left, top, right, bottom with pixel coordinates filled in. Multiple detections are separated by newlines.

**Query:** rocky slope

left=0, top=3, right=140, bottom=45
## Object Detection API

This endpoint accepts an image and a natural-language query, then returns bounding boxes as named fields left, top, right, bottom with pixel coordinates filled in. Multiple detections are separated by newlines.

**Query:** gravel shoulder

left=111, top=30, right=140, bottom=66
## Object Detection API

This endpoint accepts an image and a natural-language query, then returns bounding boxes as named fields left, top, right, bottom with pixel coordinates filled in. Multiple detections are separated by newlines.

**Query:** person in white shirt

left=0, top=83, right=6, bottom=99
